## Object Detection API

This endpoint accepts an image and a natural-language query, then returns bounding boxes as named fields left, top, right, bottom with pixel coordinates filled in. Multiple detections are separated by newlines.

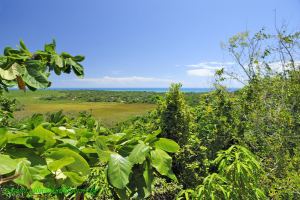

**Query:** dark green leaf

left=23, top=64, right=50, bottom=89
left=150, top=149, right=177, bottom=181
left=107, top=153, right=132, bottom=189
left=14, top=160, right=33, bottom=188
left=73, top=55, right=85, bottom=62
left=44, top=148, right=90, bottom=176
left=48, top=157, right=75, bottom=171
left=154, top=138, right=180, bottom=153
left=0, top=154, right=18, bottom=174
left=29, top=125, right=56, bottom=149
left=128, top=142, right=150, bottom=164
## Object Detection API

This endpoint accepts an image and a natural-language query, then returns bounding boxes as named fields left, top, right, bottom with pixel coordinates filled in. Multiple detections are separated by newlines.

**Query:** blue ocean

left=48, top=88, right=239, bottom=93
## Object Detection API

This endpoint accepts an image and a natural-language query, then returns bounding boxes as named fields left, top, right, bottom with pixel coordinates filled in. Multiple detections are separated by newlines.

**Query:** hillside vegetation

left=0, top=28, right=299, bottom=200
left=3, top=90, right=156, bottom=126
left=3, top=90, right=204, bottom=126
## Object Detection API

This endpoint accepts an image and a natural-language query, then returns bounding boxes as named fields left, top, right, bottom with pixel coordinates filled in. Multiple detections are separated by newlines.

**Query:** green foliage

left=194, top=85, right=239, bottom=159
left=159, top=83, right=191, bottom=145
left=0, top=41, right=181, bottom=200
left=226, top=29, right=300, bottom=198
left=178, top=145, right=267, bottom=200
left=0, top=95, right=16, bottom=126
left=38, top=89, right=204, bottom=105
left=150, top=149, right=177, bottom=181
left=0, top=111, right=180, bottom=199
left=128, top=142, right=150, bottom=164
left=1, top=28, right=300, bottom=199
left=107, top=153, right=132, bottom=189
left=95, top=129, right=179, bottom=199
left=150, top=177, right=183, bottom=200
left=0, top=154, right=18, bottom=174
left=0, top=124, right=91, bottom=188
left=174, top=137, right=208, bottom=189
left=154, top=138, right=180, bottom=153
left=0, top=40, right=84, bottom=91
left=0, top=39, right=87, bottom=198
left=176, top=28, right=300, bottom=199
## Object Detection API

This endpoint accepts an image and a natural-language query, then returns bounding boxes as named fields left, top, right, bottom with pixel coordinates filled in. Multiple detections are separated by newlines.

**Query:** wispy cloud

left=185, top=61, right=234, bottom=77
left=266, top=61, right=300, bottom=73
left=77, top=76, right=173, bottom=83
left=187, top=68, right=215, bottom=77
left=67, top=76, right=178, bottom=87
left=185, top=61, right=234, bottom=69
left=185, top=60, right=300, bottom=80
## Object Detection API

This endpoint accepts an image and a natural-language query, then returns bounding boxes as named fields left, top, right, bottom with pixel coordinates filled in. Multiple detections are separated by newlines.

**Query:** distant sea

left=47, top=88, right=239, bottom=93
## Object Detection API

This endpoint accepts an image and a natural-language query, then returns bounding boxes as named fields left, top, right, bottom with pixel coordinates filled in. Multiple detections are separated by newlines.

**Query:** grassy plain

left=4, top=90, right=156, bottom=126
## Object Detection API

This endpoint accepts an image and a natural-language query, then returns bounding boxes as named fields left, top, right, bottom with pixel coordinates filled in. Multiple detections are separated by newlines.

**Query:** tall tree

left=159, top=83, right=191, bottom=145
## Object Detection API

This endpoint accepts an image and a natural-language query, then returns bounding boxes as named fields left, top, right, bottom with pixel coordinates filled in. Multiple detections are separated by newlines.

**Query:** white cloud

left=267, top=61, right=300, bottom=72
left=234, top=61, right=300, bottom=75
left=78, top=76, right=173, bottom=83
left=185, top=61, right=234, bottom=69
left=185, top=61, right=234, bottom=77
left=187, top=68, right=215, bottom=77
left=63, top=76, right=178, bottom=88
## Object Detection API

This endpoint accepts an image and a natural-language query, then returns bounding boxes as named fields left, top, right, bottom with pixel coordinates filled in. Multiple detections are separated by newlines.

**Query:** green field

left=4, top=90, right=156, bottom=126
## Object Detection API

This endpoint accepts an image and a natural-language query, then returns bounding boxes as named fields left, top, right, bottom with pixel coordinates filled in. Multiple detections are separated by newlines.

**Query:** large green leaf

left=63, top=171, right=86, bottom=186
left=30, top=181, right=51, bottom=194
left=60, top=52, right=72, bottom=58
left=95, top=136, right=112, bottom=162
left=44, top=148, right=90, bottom=176
left=29, top=125, right=56, bottom=149
left=27, top=113, right=44, bottom=129
left=150, top=149, right=177, bottom=181
left=14, top=164, right=50, bottom=189
left=6, top=148, right=46, bottom=166
left=48, top=157, right=75, bottom=171
left=144, top=129, right=161, bottom=143
left=0, top=63, right=24, bottom=80
left=0, top=59, right=15, bottom=70
left=107, top=153, right=132, bottom=189
left=143, top=160, right=154, bottom=195
left=53, top=54, right=63, bottom=68
left=100, top=133, right=126, bottom=143
left=51, top=127, right=68, bottom=137
left=72, top=64, right=84, bottom=77
left=0, top=154, right=18, bottom=174
left=154, top=138, right=180, bottom=153
left=128, top=142, right=150, bottom=164
left=7, top=131, right=34, bottom=148
left=73, top=55, right=85, bottom=62
left=96, top=148, right=112, bottom=163
left=28, top=165, right=50, bottom=181
left=65, top=58, right=84, bottom=77
left=23, top=63, right=50, bottom=89
left=14, top=160, right=33, bottom=188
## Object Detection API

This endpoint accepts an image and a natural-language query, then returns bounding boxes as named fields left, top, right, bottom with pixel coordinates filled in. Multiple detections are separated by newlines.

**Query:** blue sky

left=0, top=0, right=299, bottom=88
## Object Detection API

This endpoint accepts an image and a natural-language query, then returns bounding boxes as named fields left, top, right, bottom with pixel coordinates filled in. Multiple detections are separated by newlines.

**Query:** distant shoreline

left=22, top=88, right=239, bottom=93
